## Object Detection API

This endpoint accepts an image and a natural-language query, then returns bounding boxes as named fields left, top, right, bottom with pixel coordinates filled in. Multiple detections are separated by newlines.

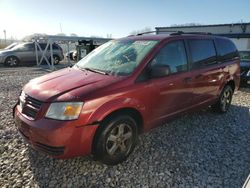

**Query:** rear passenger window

left=188, top=39, right=216, bottom=69
left=53, top=44, right=59, bottom=50
left=215, top=38, right=238, bottom=61
left=150, top=40, right=188, bottom=74
left=39, top=43, right=47, bottom=50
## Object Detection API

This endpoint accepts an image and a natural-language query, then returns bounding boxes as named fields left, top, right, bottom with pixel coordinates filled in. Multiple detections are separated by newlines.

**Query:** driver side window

left=25, top=44, right=35, bottom=51
left=150, top=40, right=188, bottom=74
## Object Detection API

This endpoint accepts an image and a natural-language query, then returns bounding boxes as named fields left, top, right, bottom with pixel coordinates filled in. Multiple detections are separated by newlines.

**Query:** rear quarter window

left=188, top=39, right=217, bottom=69
left=215, top=38, right=239, bottom=61
left=52, top=44, right=60, bottom=50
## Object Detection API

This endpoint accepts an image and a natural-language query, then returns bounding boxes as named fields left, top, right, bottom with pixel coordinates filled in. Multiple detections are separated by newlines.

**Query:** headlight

left=247, top=70, right=250, bottom=76
left=45, top=102, right=83, bottom=120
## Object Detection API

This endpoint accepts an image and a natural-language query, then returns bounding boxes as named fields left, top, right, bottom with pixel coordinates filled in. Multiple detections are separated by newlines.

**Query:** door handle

left=184, top=77, right=192, bottom=83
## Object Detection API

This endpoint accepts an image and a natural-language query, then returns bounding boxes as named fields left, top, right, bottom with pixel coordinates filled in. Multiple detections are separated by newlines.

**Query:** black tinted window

left=37, top=43, right=60, bottom=50
left=215, top=38, right=238, bottom=61
left=151, top=40, right=188, bottom=74
left=188, top=39, right=216, bottom=68
left=38, top=43, right=47, bottom=50
left=52, top=44, right=59, bottom=50
left=25, top=43, right=34, bottom=50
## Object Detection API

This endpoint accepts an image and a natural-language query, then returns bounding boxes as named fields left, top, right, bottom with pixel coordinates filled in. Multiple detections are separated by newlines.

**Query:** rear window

left=52, top=44, right=60, bottom=50
left=215, top=38, right=238, bottom=61
left=37, top=43, right=61, bottom=50
left=188, top=39, right=216, bottom=68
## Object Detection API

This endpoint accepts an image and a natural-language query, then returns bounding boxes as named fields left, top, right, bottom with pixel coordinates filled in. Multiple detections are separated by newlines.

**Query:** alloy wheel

left=106, top=123, right=133, bottom=156
left=220, top=88, right=232, bottom=112
left=7, top=57, right=18, bottom=66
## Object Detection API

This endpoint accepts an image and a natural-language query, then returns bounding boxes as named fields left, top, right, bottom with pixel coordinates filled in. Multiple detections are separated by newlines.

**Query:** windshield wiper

left=84, top=68, right=109, bottom=75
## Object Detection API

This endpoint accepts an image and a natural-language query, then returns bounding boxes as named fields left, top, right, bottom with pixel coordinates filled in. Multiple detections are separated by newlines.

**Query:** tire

left=212, top=85, right=233, bottom=113
left=4, top=56, right=19, bottom=67
left=50, top=55, right=60, bottom=65
left=93, top=115, right=138, bottom=165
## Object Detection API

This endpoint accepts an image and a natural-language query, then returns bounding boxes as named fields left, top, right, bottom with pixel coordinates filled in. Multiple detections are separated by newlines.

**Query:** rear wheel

left=212, top=85, right=233, bottom=113
left=4, top=56, right=19, bottom=67
left=93, top=115, right=138, bottom=165
left=50, top=55, right=60, bottom=65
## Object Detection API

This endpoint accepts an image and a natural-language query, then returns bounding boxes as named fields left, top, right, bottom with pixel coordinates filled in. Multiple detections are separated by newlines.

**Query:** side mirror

left=150, top=65, right=171, bottom=78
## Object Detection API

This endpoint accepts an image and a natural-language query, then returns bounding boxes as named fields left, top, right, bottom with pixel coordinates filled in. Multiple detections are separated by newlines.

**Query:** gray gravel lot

left=0, top=66, right=249, bottom=188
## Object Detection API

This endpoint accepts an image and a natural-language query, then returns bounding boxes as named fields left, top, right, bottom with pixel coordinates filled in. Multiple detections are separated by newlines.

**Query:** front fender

left=87, top=97, right=145, bottom=124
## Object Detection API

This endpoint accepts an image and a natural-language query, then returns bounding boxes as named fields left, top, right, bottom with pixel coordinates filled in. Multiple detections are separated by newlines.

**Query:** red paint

left=14, top=34, right=240, bottom=158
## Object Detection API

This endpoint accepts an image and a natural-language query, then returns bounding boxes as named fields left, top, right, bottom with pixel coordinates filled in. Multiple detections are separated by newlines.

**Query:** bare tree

left=22, top=33, right=48, bottom=41
left=70, top=33, right=78, bottom=37
left=170, top=23, right=202, bottom=27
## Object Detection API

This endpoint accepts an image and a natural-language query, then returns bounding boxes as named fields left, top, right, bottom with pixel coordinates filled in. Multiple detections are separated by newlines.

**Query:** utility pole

left=3, top=30, right=6, bottom=45
left=59, top=23, right=62, bottom=33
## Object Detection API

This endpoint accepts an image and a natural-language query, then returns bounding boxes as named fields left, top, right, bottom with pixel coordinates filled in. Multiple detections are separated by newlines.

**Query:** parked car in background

left=72, top=50, right=78, bottom=61
left=0, top=42, right=64, bottom=67
left=14, top=33, right=240, bottom=165
left=66, top=50, right=77, bottom=61
left=239, top=51, right=250, bottom=85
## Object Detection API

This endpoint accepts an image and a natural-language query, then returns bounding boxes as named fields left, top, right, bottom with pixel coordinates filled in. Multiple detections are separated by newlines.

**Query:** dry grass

left=0, top=43, right=7, bottom=49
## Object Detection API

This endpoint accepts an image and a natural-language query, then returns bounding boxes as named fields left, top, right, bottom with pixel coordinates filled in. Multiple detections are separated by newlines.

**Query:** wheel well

left=101, top=108, right=143, bottom=133
left=91, top=108, right=144, bottom=154
left=226, top=80, right=235, bottom=91
left=50, top=54, right=61, bottom=60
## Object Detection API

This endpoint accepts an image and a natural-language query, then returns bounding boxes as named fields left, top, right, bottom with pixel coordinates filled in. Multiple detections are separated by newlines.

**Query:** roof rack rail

left=127, top=30, right=181, bottom=37
left=170, top=31, right=212, bottom=35
left=127, top=30, right=213, bottom=37
left=136, top=31, right=157, bottom=35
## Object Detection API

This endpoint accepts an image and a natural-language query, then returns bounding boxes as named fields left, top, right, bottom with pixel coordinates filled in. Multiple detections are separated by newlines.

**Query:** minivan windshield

left=4, top=43, right=17, bottom=50
left=76, top=40, right=158, bottom=76
left=12, top=43, right=28, bottom=50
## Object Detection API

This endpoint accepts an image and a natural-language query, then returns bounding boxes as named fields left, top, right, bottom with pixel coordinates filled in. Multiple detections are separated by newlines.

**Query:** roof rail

left=170, top=31, right=212, bottom=35
left=127, top=30, right=181, bottom=37
left=127, top=30, right=212, bottom=37
left=136, top=31, right=157, bottom=35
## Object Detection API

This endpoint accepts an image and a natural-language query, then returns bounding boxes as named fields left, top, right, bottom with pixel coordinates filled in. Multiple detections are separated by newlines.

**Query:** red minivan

left=14, top=32, right=240, bottom=165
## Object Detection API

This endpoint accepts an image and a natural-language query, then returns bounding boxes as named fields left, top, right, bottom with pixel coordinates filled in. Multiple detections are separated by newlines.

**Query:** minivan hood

left=23, top=67, right=121, bottom=102
left=0, top=49, right=12, bottom=54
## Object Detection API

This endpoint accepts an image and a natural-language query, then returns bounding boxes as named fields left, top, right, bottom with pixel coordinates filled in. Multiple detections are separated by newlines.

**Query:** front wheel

left=212, top=85, right=233, bottom=113
left=4, top=56, right=19, bottom=67
left=93, top=115, right=138, bottom=165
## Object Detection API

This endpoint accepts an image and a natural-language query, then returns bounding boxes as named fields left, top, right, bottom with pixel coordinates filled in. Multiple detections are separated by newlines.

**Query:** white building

left=156, top=23, right=250, bottom=51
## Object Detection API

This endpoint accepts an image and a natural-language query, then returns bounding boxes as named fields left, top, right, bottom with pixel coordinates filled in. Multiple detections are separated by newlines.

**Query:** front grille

left=20, top=94, right=43, bottom=119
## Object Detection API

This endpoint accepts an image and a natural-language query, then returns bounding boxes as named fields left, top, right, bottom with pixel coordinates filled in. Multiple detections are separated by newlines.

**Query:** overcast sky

left=0, top=0, right=249, bottom=39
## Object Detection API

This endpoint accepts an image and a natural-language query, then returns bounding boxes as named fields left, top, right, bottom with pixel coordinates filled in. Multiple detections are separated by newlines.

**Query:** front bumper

left=14, top=105, right=98, bottom=158
left=0, top=56, right=4, bottom=64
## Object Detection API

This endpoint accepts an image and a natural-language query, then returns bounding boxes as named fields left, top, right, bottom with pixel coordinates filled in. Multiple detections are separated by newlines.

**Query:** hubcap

left=106, top=123, right=133, bottom=156
left=221, top=89, right=231, bottom=111
left=7, top=57, right=17, bottom=66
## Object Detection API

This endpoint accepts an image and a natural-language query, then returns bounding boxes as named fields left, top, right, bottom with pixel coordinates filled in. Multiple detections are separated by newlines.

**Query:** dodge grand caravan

left=14, top=32, right=240, bottom=165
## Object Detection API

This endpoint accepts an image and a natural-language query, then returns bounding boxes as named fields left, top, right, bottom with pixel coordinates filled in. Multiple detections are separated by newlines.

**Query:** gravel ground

left=0, top=66, right=249, bottom=188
